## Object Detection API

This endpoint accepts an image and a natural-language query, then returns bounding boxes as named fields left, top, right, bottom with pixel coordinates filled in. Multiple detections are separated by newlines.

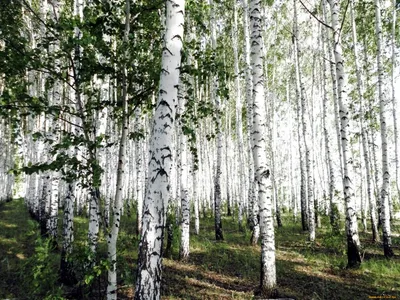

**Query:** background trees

left=0, top=0, right=399, bottom=299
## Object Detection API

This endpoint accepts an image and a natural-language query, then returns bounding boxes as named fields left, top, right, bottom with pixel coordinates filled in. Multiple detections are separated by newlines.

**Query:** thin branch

left=339, top=0, right=350, bottom=36
left=299, top=0, right=333, bottom=30
left=56, top=115, right=84, bottom=129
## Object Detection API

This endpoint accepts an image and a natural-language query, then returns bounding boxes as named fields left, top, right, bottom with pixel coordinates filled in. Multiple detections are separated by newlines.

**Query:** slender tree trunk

left=233, top=0, right=245, bottom=229
left=106, top=1, right=130, bottom=298
left=328, top=0, right=362, bottom=267
left=210, top=0, right=223, bottom=241
left=349, top=0, right=379, bottom=241
left=391, top=0, right=399, bottom=204
left=178, top=86, right=190, bottom=261
left=193, top=162, right=200, bottom=235
left=374, top=0, right=394, bottom=258
left=293, top=1, right=308, bottom=233
left=320, top=9, right=338, bottom=232
left=294, top=0, right=314, bottom=241
left=322, top=3, right=344, bottom=192
left=60, top=182, right=76, bottom=284
left=243, top=0, right=258, bottom=243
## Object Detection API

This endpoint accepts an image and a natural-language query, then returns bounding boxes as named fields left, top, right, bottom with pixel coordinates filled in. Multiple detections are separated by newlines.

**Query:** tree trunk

left=349, top=0, right=378, bottom=241
left=320, top=5, right=338, bottom=233
left=294, top=0, right=314, bottom=241
left=210, top=0, right=223, bottom=241
left=233, top=0, right=245, bottom=228
left=374, top=0, right=394, bottom=258
left=243, top=0, right=258, bottom=243
left=391, top=0, right=400, bottom=204
left=328, top=0, right=362, bottom=268
left=106, top=1, right=130, bottom=298
left=134, top=0, right=184, bottom=298
left=249, top=0, right=276, bottom=294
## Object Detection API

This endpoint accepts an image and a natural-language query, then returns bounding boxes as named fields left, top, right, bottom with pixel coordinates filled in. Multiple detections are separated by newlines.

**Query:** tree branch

left=299, top=0, right=333, bottom=30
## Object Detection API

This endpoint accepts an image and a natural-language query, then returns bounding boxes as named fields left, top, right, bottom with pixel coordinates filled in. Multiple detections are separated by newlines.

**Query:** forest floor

left=0, top=198, right=399, bottom=300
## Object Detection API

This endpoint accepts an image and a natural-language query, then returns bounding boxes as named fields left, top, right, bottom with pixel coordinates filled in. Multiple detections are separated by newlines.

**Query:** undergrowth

left=0, top=199, right=399, bottom=299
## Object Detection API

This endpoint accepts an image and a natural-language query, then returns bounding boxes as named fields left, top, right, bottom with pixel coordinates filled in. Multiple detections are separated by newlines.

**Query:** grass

left=0, top=199, right=399, bottom=299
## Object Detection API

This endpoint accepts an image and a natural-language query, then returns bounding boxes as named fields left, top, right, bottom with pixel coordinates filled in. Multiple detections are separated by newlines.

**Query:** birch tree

left=293, top=0, right=315, bottom=241
left=106, top=0, right=131, bottom=298
left=328, top=0, right=362, bottom=267
left=232, top=0, right=246, bottom=232
left=349, top=0, right=379, bottom=242
left=134, top=0, right=185, bottom=298
left=374, top=0, right=394, bottom=258
left=249, top=0, right=276, bottom=294
left=243, top=0, right=259, bottom=244
left=391, top=0, right=399, bottom=203
left=210, top=0, right=223, bottom=241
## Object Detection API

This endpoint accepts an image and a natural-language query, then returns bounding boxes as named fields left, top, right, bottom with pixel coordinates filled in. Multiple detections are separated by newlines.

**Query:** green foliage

left=83, top=258, right=110, bottom=286
left=21, top=237, right=64, bottom=299
left=321, top=232, right=346, bottom=255
left=1, top=0, right=164, bottom=194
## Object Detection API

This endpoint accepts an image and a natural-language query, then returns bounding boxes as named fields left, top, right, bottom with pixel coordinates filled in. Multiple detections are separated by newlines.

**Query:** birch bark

left=134, top=0, right=185, bottom=298
left=349, top=0, right=378, bottom=241
left=210, top=0, right=223, bottom=241
left=374, top=0, right=394, bottom=258
left=106, top=0, right=130, bottom=298
left=328, top=0, right=362, bottom=267
left=250, top=0, right=276, bottom=294
left=391, top=0, right=399, bottom=203
left=294, top=0, right=314, bottom=241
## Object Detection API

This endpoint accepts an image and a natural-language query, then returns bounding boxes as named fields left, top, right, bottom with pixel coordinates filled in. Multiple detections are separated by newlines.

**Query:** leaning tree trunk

left=134, top=0, right=185, bottom=298
left=249, top=0, right=276, bottom=295
left=328, top=0, right=362, bottom=267
left=374, top=0, right=394, bottom=258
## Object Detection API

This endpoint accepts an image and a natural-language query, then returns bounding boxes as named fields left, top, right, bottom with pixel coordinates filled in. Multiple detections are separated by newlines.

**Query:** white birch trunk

left=293, top=0, right=314, bottom=241
left=374, top=0, right=394, bottom=258
left=210, top=0, right=223, bottom=241
left=134, top=1, right=184, bottom=298
left=328, top=0, right=362, bottom=267
left=233, top=0, right=245, bottom=227
left=243, top=0, right=258, bottom=243
left=349, top=0, right=378, bottom=241
left=321, top=9, right=338, bottom=232
left=106, top=1, right=130, bottom=298
left=178, top=80, right=190, bottom=260
left=250, top=0, right=276, bottom=294
left=391, top=0, right=399, bottom=203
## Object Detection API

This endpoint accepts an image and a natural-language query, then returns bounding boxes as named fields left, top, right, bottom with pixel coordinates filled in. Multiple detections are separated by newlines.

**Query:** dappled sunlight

left=15, top=253, right=26, bottom=260
left=0, top=221, right=17, bottom=228
left=0, top=236, right=18, bottom=247
left=0, top=196, right=399, bottom=299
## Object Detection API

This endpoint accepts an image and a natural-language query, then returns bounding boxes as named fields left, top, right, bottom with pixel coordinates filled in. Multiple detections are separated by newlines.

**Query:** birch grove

left=0, top=0, right=399, bottom=298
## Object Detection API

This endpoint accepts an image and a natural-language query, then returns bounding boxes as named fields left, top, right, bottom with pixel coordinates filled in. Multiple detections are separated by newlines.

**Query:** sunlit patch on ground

left=0, top=199, right=399, bottom=299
